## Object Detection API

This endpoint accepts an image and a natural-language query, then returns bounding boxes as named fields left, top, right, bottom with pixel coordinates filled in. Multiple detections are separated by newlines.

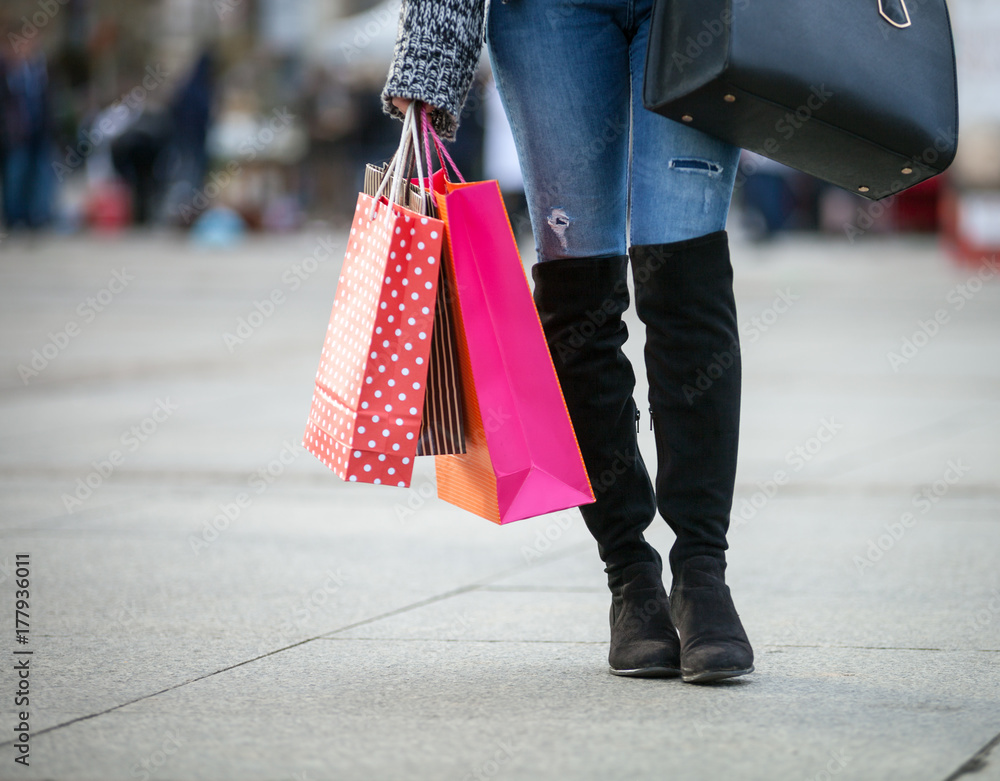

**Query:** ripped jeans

left=486, top=0, right=741, bottom=260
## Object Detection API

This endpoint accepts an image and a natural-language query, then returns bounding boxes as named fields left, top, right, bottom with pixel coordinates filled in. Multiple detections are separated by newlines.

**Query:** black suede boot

left=630, top=231, right=753, bottom=683
left=533, top=255, right=680, bottom=677
left=670, top=555, right=753, bottom=682
left=608, top=561, right=681, bottom=677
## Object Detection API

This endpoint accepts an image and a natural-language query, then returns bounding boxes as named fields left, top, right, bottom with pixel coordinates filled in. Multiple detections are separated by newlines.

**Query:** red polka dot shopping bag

left=303, top=106, right=449, bottom=488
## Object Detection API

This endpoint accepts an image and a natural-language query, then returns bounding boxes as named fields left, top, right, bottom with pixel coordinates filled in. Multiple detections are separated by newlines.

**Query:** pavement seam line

left=319, top=637, right=607, bottom=644
left=0, top=542, right=592, bottom=747
left=316, top=542, right=593, bottom=638
left=941, top=730, right=1000, bottom=781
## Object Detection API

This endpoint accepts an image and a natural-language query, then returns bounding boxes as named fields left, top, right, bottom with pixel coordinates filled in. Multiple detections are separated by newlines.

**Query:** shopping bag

left=415, top=248, right=466, bottom=456
left=424, top=134, right=595, bottom=524
left=303, top=107, right=446, bottom=486
left=363, top=163, right=466, bottom=457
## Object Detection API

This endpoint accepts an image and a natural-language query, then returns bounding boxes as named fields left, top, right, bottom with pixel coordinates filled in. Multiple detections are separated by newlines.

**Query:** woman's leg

left=626, top=33, right=740, bottom=246
left=488, top=0, right=654, bottom=569
left=487, top=0, right=633, bottom=261
left=627, top=14, right=741, bottom=576
left=624, top=2, right=753, bottom=682
left=488, top=0, right=680, bottom=676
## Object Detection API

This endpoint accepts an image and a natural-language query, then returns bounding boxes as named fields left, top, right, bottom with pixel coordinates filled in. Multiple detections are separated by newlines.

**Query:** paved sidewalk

left=0, top=230, right=998, bottom=781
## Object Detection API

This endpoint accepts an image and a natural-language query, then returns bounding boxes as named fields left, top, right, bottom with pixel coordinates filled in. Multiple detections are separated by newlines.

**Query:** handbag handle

left=878, top=0, right=911, bottom=29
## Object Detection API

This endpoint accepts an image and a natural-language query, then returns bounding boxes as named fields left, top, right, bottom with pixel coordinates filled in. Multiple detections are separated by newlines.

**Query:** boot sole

left=682, top=665, right=754, bottom=684
left=609, top=665, right=682, bottom=678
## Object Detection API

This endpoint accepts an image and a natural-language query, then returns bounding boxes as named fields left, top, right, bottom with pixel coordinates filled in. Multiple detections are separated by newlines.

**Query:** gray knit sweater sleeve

left=381, top=0, right=486, bottom=141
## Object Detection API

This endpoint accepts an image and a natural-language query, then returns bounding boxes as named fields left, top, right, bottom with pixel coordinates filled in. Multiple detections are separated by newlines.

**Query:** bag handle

left=390, top=103, right=429, bottom=208
left=420, top=106, right=466, bottom=184
left=878, top=0, right=911, bottom=29
left=405, top=102, right=429, bottom=212
left=369, top=106, right=413, bottom=217
left=368, top=103, right=430, bottom=220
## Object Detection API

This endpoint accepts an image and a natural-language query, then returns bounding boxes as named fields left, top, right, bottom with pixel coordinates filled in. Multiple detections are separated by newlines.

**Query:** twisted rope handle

left=420, top=107, right=466, bottom=184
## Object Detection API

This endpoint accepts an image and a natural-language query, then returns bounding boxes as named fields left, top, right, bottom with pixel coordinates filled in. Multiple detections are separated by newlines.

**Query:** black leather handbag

left=643, top=0, right=959, bottom=200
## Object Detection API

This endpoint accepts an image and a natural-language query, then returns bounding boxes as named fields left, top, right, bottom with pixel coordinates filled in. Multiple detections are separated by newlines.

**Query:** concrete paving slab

left=1, top=232, right=998, bottom=780
left=333, top=588, right=609, bottom=643
left=7, top=642, right=998, bottom=781
left=0, top=485, right=597, bottom=731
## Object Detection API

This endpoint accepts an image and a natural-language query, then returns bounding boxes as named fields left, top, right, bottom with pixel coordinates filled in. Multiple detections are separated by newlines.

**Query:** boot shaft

left=629, top=232, right=741, bottom=577
left=531, top=255, right=658, bottom=574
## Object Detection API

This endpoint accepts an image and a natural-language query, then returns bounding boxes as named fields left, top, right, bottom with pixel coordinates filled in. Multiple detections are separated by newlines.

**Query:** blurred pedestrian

left=384, top=0, right=753, bottom=683
left=110, top=101, right=171, bottom=226
left=167, top=50, right=215, bottom=208
left=0, top=32, right=56, bottom=229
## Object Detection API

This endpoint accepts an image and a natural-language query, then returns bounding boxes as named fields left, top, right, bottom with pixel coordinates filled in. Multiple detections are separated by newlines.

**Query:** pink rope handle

left=420, top=106, right=466, bottom=184
left=420, top=104, right=434, bottom=187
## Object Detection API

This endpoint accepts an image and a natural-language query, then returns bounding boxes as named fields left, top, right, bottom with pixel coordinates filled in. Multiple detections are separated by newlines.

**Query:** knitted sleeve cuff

left=381, top=0, right=485, bottom=141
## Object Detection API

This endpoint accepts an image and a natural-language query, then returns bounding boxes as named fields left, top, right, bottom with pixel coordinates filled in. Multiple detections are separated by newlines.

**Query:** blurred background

left=0, top=0, right=496, bottom=243
left=0, top=0, right=997, bottom=253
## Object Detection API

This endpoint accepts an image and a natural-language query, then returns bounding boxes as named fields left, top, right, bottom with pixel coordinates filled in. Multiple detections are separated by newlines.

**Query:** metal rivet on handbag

left=642, top=0, right=959, bottom=200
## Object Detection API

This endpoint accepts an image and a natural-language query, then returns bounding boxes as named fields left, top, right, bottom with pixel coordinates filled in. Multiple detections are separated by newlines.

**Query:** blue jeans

left=2, top=136, right=55, bottom=229
left=486, top=0, right=740, bottom=260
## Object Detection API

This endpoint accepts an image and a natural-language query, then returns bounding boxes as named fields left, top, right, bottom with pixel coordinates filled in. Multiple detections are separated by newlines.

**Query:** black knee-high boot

left=630, top=231, right=753, bottom=683
left=532, top=255, right=680, bottom=677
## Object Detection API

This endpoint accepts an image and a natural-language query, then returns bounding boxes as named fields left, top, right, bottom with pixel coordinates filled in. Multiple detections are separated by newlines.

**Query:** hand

left=390, top=97, right=444, bottom=117
left=391, top=97, right=413, bottom=113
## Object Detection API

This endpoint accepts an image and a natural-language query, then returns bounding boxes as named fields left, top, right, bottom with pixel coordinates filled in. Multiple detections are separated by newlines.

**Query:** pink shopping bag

left=429, top=162, right=595, bottom=523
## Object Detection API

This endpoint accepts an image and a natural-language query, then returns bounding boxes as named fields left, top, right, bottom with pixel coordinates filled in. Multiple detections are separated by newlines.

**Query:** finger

left=391, top=96, right=413, bottom=113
